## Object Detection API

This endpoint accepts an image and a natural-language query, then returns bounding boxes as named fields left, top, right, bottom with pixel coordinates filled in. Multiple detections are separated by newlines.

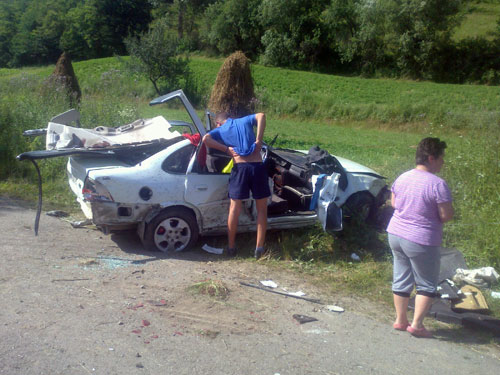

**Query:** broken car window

left=161, top=143, right=196, bottom=174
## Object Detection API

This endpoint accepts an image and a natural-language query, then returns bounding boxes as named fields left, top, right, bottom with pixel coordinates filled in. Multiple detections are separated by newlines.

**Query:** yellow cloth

left=222, top=158, right=234, bottom=174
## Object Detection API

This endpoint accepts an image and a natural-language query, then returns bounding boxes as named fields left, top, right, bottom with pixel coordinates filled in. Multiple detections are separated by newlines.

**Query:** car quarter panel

left=87, top=141, right=190, bottom=204
left=82, top=141, right=196, bottom=228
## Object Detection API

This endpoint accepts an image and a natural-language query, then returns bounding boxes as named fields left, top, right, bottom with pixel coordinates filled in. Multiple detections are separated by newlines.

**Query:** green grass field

left=190, top=56, right=500, bottom=131
left=1, top=55, right=499, bottom=315
left=454, top=1, right=500, bottom=41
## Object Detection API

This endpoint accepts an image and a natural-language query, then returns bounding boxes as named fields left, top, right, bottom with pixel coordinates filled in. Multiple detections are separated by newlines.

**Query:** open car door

left=311, top=173, right=343, bottom=231
left=183, top=148, right=256, bottom=233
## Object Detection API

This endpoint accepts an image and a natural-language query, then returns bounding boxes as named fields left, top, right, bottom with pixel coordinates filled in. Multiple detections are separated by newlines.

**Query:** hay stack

left=48, top=52, right=81, bottom=105
left=208, top=51, right=256, bottom=120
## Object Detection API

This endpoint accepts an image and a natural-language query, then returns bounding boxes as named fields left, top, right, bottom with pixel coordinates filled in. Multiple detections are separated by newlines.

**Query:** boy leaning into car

left=202, top=112, right=270, bottom=258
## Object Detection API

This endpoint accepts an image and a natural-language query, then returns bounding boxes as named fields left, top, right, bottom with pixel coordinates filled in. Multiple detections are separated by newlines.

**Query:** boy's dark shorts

left=228, top=162, right=271, bottom=200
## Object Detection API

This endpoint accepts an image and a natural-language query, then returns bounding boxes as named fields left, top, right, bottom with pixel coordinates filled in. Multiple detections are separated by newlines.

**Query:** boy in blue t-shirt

left=202, top=112, right=270, bottom=258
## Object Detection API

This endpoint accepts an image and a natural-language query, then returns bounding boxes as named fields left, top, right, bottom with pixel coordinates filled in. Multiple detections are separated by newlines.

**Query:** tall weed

left=0, top=64, right=144, bottom=205
left=442, top=127, right=500, bottom=268
left=0, top=74, right=71, bottom=179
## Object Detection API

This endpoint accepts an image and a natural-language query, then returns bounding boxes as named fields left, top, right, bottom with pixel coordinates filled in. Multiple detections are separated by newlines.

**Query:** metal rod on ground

left=239, top=281, right=323, bottom=304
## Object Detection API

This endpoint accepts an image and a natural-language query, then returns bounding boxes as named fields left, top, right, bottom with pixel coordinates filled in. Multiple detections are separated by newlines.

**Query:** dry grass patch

left=207, top=51, right=256, bottom=119
left=188, top=279, right=230, bottom=300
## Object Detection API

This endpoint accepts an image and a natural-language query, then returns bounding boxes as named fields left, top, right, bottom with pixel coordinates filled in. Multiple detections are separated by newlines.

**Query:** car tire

left=344, top=191, right=376, bottom=224
left=143, top=207, right=199, bottom=252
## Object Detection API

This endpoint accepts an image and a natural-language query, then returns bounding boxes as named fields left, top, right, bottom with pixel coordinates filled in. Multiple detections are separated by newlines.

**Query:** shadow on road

left=110, top=230, right=229, bottom=264
left=432, top=326, right=500, bottom=346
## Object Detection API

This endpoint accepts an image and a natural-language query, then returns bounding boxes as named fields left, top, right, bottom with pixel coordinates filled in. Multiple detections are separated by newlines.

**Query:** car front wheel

left=344, top=191, right=376, bottom=224
left=143, top=208, right=199, bottom=252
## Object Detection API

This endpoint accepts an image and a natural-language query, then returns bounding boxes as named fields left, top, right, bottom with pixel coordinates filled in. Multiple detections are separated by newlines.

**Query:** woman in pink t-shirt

left=387, top=137, right=453, bottom=338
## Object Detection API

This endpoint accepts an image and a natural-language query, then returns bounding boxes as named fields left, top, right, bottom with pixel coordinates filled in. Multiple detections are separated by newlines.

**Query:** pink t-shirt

left=387, top=169, right=452, bottom=246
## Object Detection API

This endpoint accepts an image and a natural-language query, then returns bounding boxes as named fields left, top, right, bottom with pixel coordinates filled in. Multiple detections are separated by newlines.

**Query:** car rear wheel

left=143, top=208, right=199, bottom=252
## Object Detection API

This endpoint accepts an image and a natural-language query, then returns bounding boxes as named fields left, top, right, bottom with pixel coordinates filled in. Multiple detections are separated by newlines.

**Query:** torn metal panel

left=76, top=196, right=93, bottom=220
left=46, top=116, right=181, bottom=150
left=90, top=201, right=153, bottom=226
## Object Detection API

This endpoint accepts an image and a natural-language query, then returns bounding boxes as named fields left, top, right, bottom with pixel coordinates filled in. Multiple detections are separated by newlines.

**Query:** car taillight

left=82, top=179, right=114, bottom=202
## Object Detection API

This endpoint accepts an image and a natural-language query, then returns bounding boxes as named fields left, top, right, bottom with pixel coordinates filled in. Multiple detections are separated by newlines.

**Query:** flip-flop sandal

left=255, top=247, right=265, bottom=259
left=393, top=322, right=410, bottom=331
left=407, top=325, right=433, bottom=338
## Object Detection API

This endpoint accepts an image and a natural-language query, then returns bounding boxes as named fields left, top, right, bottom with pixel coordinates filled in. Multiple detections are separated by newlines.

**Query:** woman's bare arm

left=438, top=201, right=454, bottom=223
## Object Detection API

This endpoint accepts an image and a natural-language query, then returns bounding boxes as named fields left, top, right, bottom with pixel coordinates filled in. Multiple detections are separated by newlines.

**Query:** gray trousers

left=388, top=233, right=440, bottom=296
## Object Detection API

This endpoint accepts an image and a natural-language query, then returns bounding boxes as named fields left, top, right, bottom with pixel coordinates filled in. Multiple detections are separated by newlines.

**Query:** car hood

left=294, top=148, right=381, bottom=176
left=334, top=155, right=381, bottom=176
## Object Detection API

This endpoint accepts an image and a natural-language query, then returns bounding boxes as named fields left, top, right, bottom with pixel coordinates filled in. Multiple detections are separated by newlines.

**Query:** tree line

left=1, top=0, right=500, bottom=84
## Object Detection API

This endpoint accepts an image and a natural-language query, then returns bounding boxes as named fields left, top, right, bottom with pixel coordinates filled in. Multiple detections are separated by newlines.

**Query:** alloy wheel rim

left=154, top=217, right=191, bottom=252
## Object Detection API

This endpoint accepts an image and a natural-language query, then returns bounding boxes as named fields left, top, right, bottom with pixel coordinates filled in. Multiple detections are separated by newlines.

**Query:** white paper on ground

left=260, top=280, right=278, bottom=288
left=327, top=305, right=345, bottom=313
left=288, top=291, right=306, bottom=297
left=201, top=244, right=224, bottom=255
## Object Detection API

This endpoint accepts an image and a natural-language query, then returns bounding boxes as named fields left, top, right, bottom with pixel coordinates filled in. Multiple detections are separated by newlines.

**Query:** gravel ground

left=1, top=196, right=499, bottom=375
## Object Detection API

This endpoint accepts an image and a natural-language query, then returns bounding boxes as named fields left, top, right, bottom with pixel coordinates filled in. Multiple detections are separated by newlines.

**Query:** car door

left=311, top=173, right=343, bottom=231
left=184, top=148, right=255, bottom=232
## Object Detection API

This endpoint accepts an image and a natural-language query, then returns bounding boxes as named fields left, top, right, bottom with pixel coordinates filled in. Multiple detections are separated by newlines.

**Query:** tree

left=149, top=0, right=216, bottom=52
left=388, top=0, right=462, bottom=78
left=0, top=1, right=18, bottom=66
left=60, top=4, right=106, bottom=60
left=321, top=0, right=358, bottom=56
left=202, top=0, right=263, bottom=58
left=259, top=0, right=329, bottom=68
left=61, top=0, right=153, bottom=60
left=322, top=0, right=462, bottom=77
left=8, top=0, right=79, bottom=66
left=2, top=0, right=152, bottom=66
left=124, top=19, right=191, bottom=95
left=322, top=0, right=391, bottom=74
left=91, top=0, right=153, bottom=56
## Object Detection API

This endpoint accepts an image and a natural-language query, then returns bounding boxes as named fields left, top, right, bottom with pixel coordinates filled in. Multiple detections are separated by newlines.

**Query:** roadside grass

left=1, top=56, right=500, bottom=320
left=0, top=176, right=77, bottom=212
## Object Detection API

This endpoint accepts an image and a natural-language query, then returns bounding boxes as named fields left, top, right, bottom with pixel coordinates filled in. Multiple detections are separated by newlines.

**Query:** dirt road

left=1, top=196, right=499, bottom=374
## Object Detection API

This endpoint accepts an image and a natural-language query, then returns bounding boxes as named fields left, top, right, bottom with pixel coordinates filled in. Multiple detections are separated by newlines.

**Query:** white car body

left=20, top=90, right=389, bottom=252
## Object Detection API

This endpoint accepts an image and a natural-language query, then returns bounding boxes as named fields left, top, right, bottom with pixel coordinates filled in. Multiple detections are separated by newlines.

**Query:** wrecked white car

left=18, top=90, right=389, bottom=252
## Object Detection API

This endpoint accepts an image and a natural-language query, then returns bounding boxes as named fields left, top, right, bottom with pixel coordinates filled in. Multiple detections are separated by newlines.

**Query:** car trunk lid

left=67, top=155, right=130, bottom=199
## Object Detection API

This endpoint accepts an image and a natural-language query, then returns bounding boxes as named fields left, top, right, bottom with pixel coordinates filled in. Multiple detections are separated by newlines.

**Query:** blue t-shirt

left=209, top=114, right=257, bottom=156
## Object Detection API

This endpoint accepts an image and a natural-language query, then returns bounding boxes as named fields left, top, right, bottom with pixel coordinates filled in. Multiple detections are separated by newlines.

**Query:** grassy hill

left=454, top=0, right=500, bottom=40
